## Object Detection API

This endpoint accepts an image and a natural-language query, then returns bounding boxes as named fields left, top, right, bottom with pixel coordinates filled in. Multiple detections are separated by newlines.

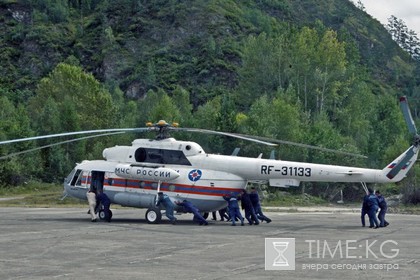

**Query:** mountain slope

left=0, top=0, right=417, bottom=103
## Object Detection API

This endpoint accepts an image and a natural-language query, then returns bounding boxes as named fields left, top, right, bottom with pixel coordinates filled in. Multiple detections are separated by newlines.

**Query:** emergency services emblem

left=188, top=169, right=202, bottom=182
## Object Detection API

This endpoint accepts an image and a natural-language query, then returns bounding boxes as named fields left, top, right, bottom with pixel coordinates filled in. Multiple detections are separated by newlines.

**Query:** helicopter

left=1, top=97, right=418, bottom=223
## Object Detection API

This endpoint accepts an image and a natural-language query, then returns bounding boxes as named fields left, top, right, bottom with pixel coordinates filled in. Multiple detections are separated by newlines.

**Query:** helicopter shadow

left=31, top=216, right=214, bottom=226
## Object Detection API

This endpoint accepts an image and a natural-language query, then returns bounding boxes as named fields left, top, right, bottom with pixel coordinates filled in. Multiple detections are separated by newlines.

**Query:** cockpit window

left=70, top=169, right=82, bottom=186
left=134, top=148, right=191, bottom=165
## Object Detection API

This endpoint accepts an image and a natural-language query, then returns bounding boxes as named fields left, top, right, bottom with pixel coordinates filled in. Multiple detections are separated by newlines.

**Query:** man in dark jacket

left=249, top=187, right=271, bottom=223
left=240, top=189, right=259, bottom=225
left=176, top=200, right=208, bottom=225
left=223, top=193, right=244, bottom=226
left=361, top=193, right=369, bottom=227
left=375, top=190, right=389, bottom=227
left=366, top=189, right=380, bottom=228
left=156, top=192, right=177, bottom=224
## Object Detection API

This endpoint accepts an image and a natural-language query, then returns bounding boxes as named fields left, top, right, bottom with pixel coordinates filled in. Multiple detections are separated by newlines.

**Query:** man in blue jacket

left=249, top=187, right=271, bottom=223
left=223, top=193, right=244, bottom=226
left=240, top=189, right=259, bottom=225
left=366, top=189, right=380, bottom=229
left=176, top=200, right=208, bottom=225
left=156, top=192, right=177, bottom=225
left=375, top=190, right=389, bottom=227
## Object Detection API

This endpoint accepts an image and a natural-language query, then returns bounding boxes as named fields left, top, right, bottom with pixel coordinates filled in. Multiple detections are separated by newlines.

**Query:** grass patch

left=387, top=205, right=420, bottom=215
left=263, top=192, right=328, bottom=207
left=0, top=181, right=85, bottom=207
left=1, top=182, right=419, bottom=214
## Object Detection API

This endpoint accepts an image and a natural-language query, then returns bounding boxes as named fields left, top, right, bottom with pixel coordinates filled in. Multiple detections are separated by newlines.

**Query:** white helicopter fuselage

left=63, top=137, right=418, bottom=216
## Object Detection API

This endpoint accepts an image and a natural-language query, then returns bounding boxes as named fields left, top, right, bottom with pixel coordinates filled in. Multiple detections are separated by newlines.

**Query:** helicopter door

left=91, top=171, right=105, bottom=193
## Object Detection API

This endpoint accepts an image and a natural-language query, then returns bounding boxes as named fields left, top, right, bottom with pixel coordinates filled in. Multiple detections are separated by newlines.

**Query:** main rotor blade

left=229, top=133, right=368, bottom=158
left=176, top=128, right=278, bottom=147
left=400, top=96, right=418, bottom=135
left=386, top=146, right=416, bottom=179
left=0, top=128, right=148, bottom=145
left=0, top=132, right=125, bottom=160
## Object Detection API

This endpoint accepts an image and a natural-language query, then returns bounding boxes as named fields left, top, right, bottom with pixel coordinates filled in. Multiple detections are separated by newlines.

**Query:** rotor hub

left=146, top=120, right=178, bottom=140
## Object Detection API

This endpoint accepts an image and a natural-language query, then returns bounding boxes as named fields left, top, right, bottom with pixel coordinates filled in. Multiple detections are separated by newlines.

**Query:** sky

left=359, top=0, right=420, bottom=36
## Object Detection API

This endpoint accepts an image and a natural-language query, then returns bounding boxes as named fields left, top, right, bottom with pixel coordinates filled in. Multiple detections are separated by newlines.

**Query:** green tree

left=171, top=86, right=193, bottom=125
left=369, top=94, right=408, bottom=165
left=137, top=88, right=181, bottom=127
left=104, top=83, right=139, bottom=144
left=191, top=96, right=223, bottom=153
left=242, top=93, right=307, bottom=160
left=334, top=81, right=374, bottom=154
left=27, top=63, right=118, bottom=180
left=387, top=15, right=420, bottom=60
left=237, top=32, right=290, bottom=109
left=30, top=63, right=117, bottom=130
left=306, top=112, right=354, bottom=166
left=291, top=26, right=319, bottom=111
left=314, top=30, right=347, bottom=113
left=0, top=96, right=37, bottom=186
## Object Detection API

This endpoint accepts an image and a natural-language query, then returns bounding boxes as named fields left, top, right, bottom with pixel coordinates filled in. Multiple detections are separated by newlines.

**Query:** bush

left=402, top=185, right=420, bottom=205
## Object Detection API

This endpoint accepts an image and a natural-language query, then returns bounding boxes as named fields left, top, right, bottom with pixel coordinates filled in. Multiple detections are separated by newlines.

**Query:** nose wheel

left=146, top=208, right=162, bottom=224
left=98, top=209, right=113, bottom=222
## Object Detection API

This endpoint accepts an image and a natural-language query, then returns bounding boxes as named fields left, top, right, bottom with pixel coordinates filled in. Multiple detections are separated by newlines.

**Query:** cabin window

left=134, top=148, right=191, bottom=165
left=135, top=148, right=147, bottom=162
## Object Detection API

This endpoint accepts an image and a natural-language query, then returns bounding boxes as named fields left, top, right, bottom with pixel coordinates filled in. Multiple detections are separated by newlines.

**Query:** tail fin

left=383, top=145, right=419, bottom=182
left=384, top=96, right=420, bottom=182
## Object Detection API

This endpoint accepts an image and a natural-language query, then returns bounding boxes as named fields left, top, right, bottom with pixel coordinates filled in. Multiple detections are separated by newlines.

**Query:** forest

left=0, top=0, right=419, bottom=203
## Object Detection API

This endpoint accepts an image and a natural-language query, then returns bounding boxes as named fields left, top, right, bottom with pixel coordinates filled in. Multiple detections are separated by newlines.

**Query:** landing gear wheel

left=98, top=209, right=106, bottom=220
left=98, top=209, right=112, bottom=222
left=146, top=208, right=162, bottom=224
left=202, top=212, right=209, bottom=220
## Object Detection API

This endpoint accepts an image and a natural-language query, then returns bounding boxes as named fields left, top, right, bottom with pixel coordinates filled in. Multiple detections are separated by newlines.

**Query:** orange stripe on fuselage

left=83, top=176, right=242, bottom=197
